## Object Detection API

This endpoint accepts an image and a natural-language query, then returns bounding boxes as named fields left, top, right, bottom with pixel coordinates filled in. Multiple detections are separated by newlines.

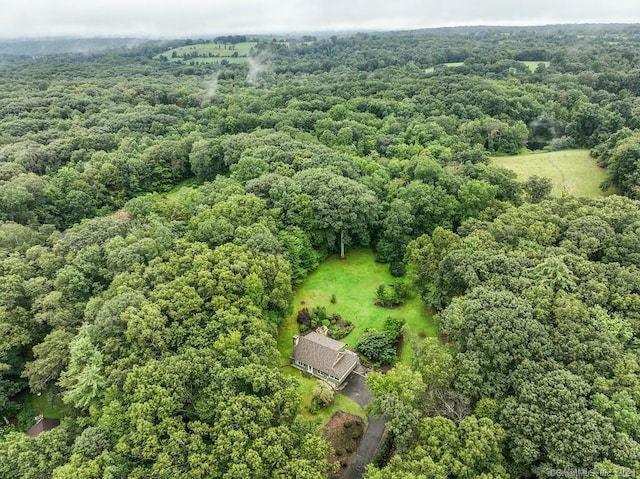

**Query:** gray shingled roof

left=292, top=332, right=359, bottom=380
left=27, top=418, right=60, bottom=438
left=304, top=331, right=346, bottom=351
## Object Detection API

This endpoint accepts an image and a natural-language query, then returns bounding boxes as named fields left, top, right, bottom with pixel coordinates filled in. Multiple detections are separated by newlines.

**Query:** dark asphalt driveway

left=340, top=373, right=386, bottom=479
left=340, top=372, right=372, bottom=408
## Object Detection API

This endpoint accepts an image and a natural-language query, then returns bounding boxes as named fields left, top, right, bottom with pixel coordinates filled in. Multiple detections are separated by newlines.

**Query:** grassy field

left=492, top=149, right=610, bottom=197
left=426, top=61, right=549, bottom=74
left=425, top=62, right=465, bottom=73
left=155, top=42, right=257, bottom=64
left=521, top=61, right=551, bottom=71
left=277, top=249, right=437, bottom=368
left=283, top=367, right=365, bottom=428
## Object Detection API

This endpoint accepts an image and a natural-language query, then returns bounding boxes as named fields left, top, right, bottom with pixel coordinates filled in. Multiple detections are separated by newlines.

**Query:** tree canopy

left=1, top=24, right=640, bottom=478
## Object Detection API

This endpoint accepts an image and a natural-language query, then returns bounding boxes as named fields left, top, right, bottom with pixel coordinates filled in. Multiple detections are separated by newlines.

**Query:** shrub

left=544, top=135, right=575, bottom=152
left=392, top=279, right=410, bottom=301
left=296, top=307, right=312, bottom=327
left=376, top=280, right=411, bottom=308
left=313, top=305, right=328, bottom=322
left=330, top=293, right=337, bottom=304
left=390, top=261, right=406, bottom=277
left=329, top=322, right=354, bottom=340
left=383, top=316, right=405, bottom=342
left=312, top=381, right=334, bottom=408
left=357, top=330, right=397, bottom=365
left=375, top=284, right=397, bottom=307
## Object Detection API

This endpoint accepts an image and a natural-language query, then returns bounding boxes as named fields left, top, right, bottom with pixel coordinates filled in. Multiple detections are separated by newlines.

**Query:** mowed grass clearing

left=425, top=62, right=465, bottom=73
left=492, top=149, right=610, bottom=197
left=521, top=61, right=551, bottom=71
left=155, top=42, right=257, bottom=63
left=277, top=249, right=437, bottom=368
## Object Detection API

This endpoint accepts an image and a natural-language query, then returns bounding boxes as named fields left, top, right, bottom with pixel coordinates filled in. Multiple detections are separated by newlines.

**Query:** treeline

left=3, top=25, right=640, bottom=232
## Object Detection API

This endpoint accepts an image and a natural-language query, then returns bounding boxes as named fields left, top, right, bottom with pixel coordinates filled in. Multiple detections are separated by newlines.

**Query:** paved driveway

left=340, top=373, right=372, bottom=408
left=340, top=373, right=386, bottom=479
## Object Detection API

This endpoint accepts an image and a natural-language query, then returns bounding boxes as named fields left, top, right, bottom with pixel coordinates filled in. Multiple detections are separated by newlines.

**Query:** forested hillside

left=1, top=25, right=640, bottom=478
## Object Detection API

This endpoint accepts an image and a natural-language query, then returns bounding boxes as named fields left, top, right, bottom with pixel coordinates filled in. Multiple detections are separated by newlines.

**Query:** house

left=27, top=415, right=60, bottom=438
left=291, top=331, right=360, bottom=387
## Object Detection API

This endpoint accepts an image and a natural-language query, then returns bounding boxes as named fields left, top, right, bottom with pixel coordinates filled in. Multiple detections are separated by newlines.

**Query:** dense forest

left=1, top=24, right=640, bottom=478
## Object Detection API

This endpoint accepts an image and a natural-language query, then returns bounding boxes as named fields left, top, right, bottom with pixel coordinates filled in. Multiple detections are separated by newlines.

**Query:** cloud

left=1, top=0, right=639, bottom=38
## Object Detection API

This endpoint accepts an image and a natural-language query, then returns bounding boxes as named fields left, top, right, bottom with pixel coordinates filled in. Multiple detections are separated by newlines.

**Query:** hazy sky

left=3, top=0, right=640, bottom=38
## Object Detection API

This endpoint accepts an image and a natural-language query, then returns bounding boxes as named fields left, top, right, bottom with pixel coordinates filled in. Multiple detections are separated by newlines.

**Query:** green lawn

left=277, top=249, right=437, bottom=367
left=155, top=42, right=258, bottom=63
left=283, top=367, right=365, bottom=429
left=492, top=149, right=611, bottom=197
left=30, top=393, right=71, bottom=419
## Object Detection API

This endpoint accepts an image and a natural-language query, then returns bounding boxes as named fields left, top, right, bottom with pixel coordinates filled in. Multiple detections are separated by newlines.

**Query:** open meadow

left=155, top=41, right=257, bottom=63
left=492, top=149, right=610, bottom=197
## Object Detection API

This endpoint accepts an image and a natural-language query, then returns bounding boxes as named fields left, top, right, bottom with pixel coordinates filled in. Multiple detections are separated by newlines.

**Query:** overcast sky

left=2, top=0, right=640, bottom=38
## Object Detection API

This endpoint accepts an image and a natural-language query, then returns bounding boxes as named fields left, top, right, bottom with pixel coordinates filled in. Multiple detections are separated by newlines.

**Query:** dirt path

left=340, top=374, right=386, bottom=479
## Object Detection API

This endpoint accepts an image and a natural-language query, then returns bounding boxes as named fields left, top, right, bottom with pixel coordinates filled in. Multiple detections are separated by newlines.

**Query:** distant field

left=155, top=42, right=257, bottom=64
left=425, top=62, right=464, bottom=73
left=426, top=60, right=549, bottom=73
left=277, top=249, right=437, bottom=368
left=492, top=149, right=610, bottom=197
left=521, top=60, right=551, bottom=71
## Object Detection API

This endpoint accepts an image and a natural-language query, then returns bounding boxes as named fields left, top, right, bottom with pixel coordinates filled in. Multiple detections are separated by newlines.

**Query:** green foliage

left=412, top=337, right=455, bottom=389
left=375, top=280, right=410, bottom=308
left=71, top=426, right=110, bottom=459
left=358, top=330, right=397, bottom=365
left=357, top=314, right=405, bottom=365
left=312, top=381, right=335, bottom=408
left=524, top=174, right=553, bottom=203
left=366, top=416, right=508, bottom=479
left=0, top=419, right=81, bottom=479
left=22, top=329, right=75, bottom=394
left=58, top=326, right=105, bottom=410
left=603, top=132, right=640, bottom=198
left=501, top=368, right=617, bottom=473
left=413, top=195, right=640, bottom=475
left=294, top=168, right=380, bottom=256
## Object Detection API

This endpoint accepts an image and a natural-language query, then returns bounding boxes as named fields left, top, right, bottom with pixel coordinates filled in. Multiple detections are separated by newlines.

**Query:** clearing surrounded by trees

left=277, top=249, right=437, bottom=368
left=492, top=149, right=610, bottom=197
